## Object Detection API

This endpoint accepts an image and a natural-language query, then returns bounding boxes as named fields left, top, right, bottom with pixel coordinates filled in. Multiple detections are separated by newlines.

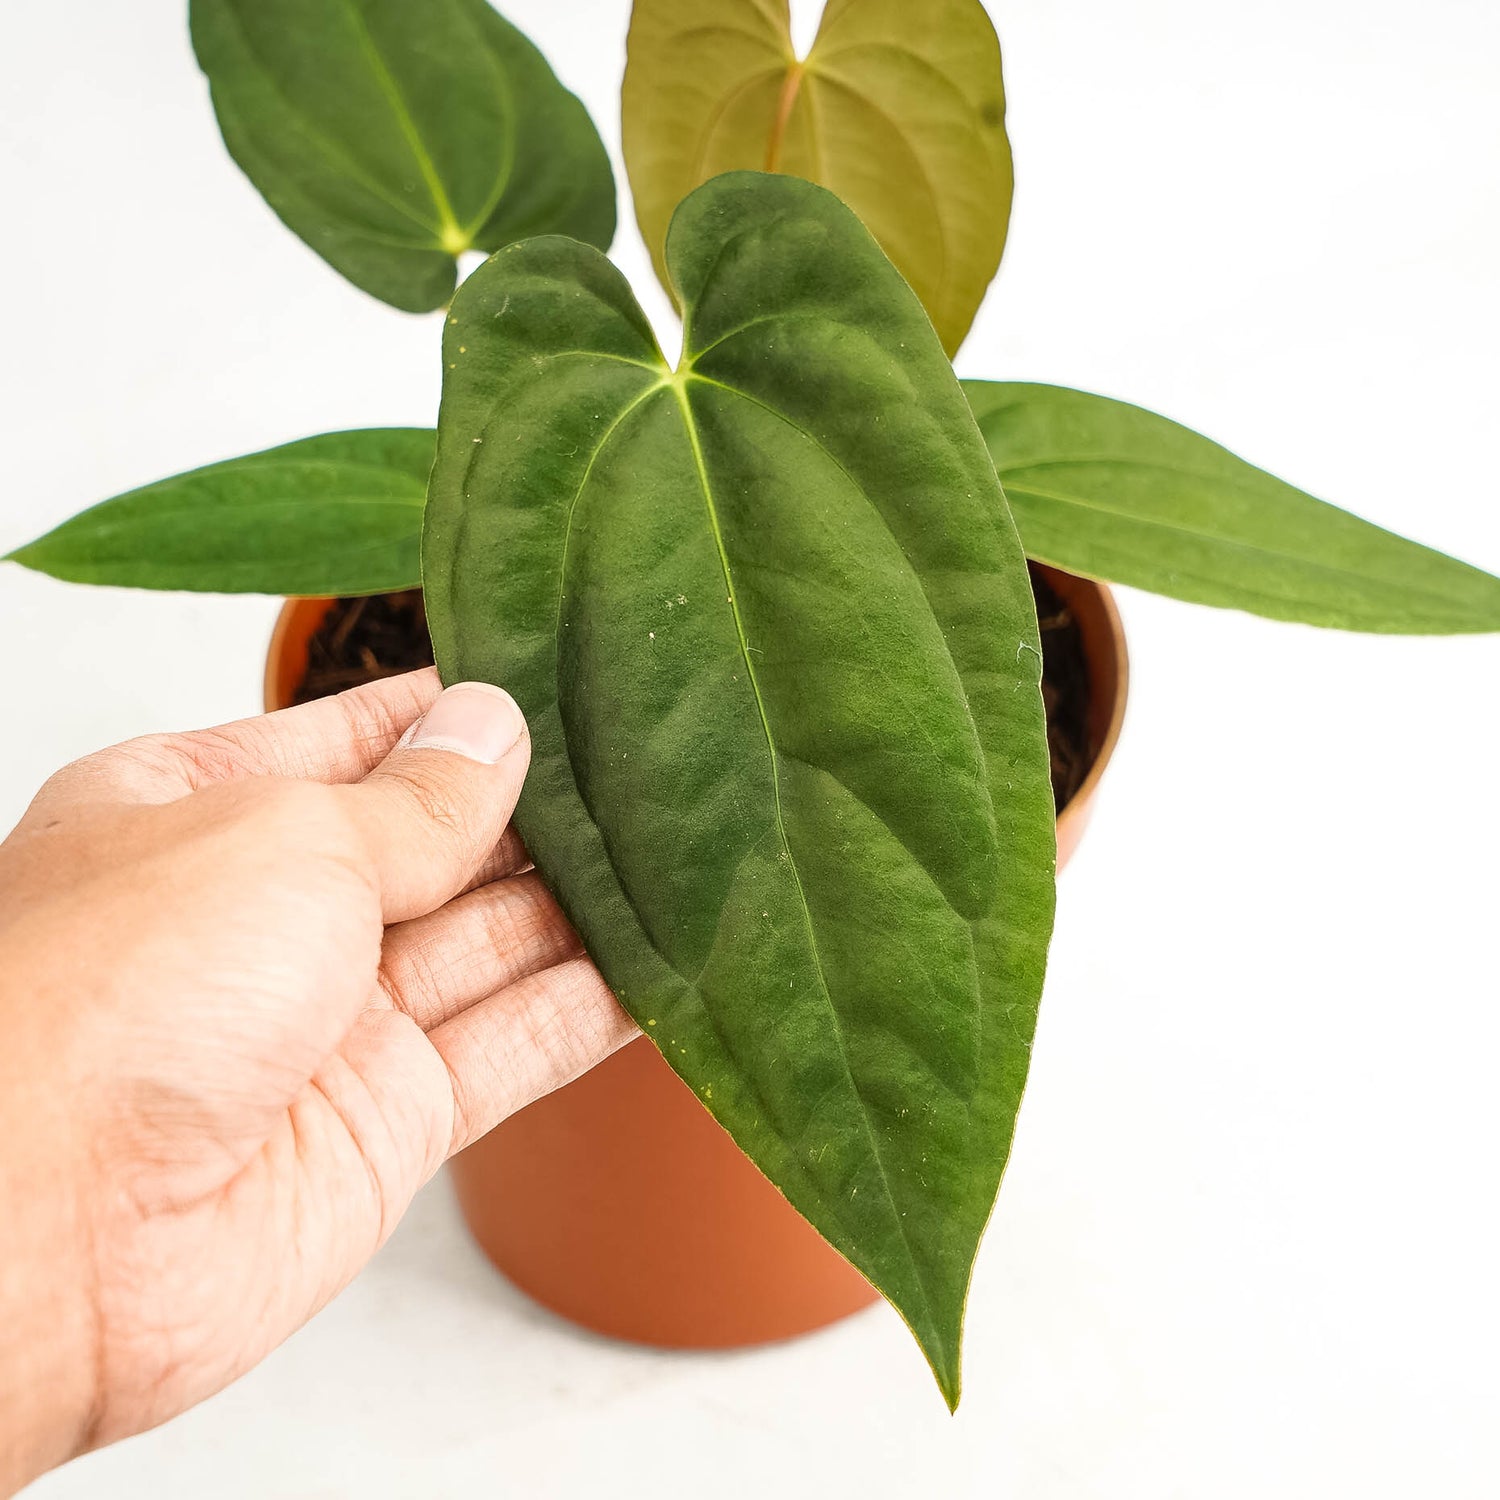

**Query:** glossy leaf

left=424, top=173, right=1055, bottom=1406
left=191, top=0, right=616, bottom=312
left=622, top=0, right=1012, bottom=355
left=966, top=382, right=1500, bottom=633
left=5, top=430, right=431, bottom=595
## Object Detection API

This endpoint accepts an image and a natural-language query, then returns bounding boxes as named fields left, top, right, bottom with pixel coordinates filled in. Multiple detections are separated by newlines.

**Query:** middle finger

left=378, top=870, right=582, bottom=1031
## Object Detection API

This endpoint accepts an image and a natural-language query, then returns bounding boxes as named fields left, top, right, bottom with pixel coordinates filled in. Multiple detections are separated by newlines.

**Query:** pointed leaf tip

left=424, top=173, right=1056, bottom=1399
left=966, top=381, right=1500, bottom=634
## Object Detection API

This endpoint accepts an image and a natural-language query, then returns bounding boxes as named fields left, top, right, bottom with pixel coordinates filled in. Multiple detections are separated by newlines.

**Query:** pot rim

left=1044, top=568, right=1129, bottom=847
left=266, top=573, right=1130, bottom=835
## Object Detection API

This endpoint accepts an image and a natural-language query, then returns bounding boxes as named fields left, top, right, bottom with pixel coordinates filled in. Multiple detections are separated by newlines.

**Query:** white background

left=4, top=0, right=1499, bottom=1494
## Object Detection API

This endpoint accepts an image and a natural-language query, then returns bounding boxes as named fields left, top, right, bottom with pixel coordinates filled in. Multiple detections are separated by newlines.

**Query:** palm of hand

left=0, top=671, right=633, bottom=1460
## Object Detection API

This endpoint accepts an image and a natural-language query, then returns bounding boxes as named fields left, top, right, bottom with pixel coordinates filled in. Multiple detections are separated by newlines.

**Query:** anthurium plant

left=9, top=0, right=1500, bottom=1406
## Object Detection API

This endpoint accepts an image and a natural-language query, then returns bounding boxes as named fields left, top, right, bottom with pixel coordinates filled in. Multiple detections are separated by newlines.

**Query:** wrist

left=0, top=1006, right=100, bottom=1494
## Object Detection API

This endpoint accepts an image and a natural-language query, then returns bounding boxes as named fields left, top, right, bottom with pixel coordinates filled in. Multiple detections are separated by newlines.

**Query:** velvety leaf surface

left=6, top=430, right=431, bottom=595
left=966, top=381, right=1500, bottom=633
left=423, top=173, right=1055, bottom=1405
left=191, top=0, right=615, bottom=311
left=622, top=0, right=1012, bottom=355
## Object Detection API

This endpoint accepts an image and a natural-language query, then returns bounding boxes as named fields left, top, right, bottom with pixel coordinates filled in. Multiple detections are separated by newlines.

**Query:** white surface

left=4, top=0, right=1499, bottom=1494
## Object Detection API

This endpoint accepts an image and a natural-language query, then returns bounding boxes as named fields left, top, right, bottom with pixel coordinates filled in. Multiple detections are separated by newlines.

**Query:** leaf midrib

left=214, top=1, right=446, bottom=242
left=173, top=454, right=428, bottom=486
left=12, top=528, right=414, bottom=581
left=688, top=370, right=1002, bottom=860
left=46, top=493, right=423, bottom=527
left=447, top=336, right=958, bottom=1368
left=333, top=0, right=466, bottom=244
left=668, top=376, right=947, bottom=1364
left=1002, top=477, right=1492, bottom=615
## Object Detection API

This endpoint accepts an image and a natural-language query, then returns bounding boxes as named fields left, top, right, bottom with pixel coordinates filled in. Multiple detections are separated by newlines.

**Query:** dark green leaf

left=966, top=381, right=1500, bottom=633
left=423, top=172, right=1056, bottom=1407
left=191, top=0, right=616, bottom=311
left=623, top=0, right=1012, bottom=355
left=5, top=430, right=431, bottom=595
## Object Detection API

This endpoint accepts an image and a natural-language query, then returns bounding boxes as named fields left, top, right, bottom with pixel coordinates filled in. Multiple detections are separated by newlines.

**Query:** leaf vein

left=1003, top=480, right=1483, bottom=611
left=670, top=378, right=947, bottom=1358
left=334, top=0, right=464, bottom=242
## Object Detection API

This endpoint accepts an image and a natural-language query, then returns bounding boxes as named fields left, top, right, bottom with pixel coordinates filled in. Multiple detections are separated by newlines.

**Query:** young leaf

left=966, top=382, right=1500, bottom=633
left=190, top=0, right=616, bottom=312
left=622, top=0, right=1012, bottom=356
left=5, top=430, right=431, bottom=595
left=423, top=173, right=1055, bottom=1407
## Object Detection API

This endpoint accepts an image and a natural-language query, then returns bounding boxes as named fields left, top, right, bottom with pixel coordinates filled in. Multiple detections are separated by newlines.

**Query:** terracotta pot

left=1047, top=566, right=1129, bottom=870
left=265, top=565, right=1128, bottom=1348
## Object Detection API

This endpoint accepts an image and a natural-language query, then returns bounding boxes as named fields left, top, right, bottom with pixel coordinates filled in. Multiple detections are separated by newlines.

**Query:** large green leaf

left=191, top=0, right=615, bottom=312
left=5, top=430, right=431, bottom=595
left=423, top=172, right=1055, bottom=1406
left=966, top=382, right=1500, bottom=633
left=622, top=0, right=1012, bottom=356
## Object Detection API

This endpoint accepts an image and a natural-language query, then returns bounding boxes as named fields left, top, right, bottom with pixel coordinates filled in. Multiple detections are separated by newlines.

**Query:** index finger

left=178, top=667, right=446, bottom=785
left=37, top=668, right=445, bottom=810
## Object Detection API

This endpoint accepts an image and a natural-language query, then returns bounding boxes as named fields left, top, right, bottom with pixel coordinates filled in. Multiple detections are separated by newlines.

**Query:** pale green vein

left=668, top=375, right=948, bottom=1370
left=212, top=11, right=446, bottom=240
left=336, top=0, right=465, bottom=249
left=552, top=378, right=672, bottom=651
left=688, top=368, right=1003, bottom=854
left=1001, top=480, right=1490, bottom=614
left=805, top=71, right=947, bottom=293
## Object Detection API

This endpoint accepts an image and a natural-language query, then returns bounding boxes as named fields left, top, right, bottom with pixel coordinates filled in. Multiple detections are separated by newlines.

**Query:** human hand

left=0, top=670, right=636, bottom=1493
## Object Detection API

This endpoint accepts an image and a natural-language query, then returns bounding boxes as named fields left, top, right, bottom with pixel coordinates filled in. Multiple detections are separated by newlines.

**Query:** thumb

left=339, top=681, right=531, bottom=922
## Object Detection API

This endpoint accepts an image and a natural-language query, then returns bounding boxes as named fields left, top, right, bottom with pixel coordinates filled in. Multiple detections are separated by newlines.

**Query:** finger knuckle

left=377, top=932, right=444, bottom=1019
left=79, top=734, right=181, bottom=788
